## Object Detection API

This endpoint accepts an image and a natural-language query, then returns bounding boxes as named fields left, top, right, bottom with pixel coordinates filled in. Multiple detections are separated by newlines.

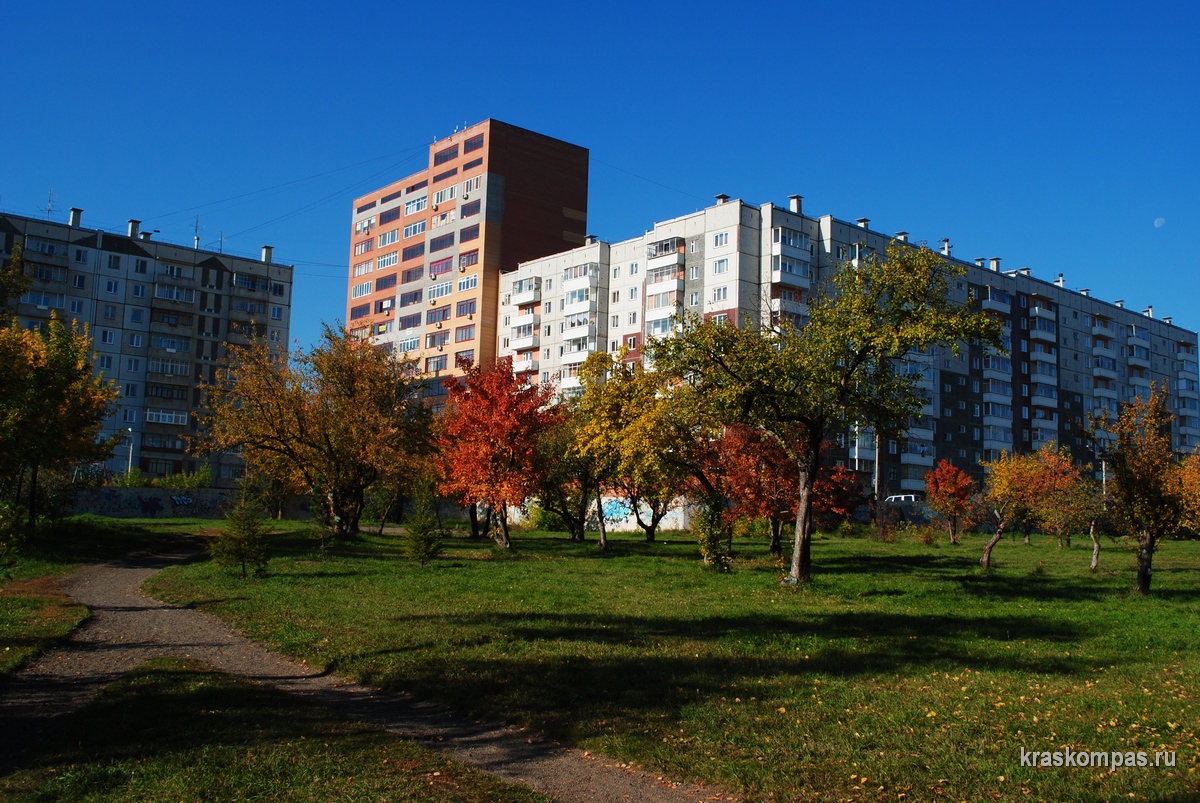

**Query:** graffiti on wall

left=74, top=488, right=231, bottom=519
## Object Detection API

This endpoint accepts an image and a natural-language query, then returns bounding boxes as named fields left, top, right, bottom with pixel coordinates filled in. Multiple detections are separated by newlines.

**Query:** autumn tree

left=574, top=352, right=691, bottom=543
left=0, top=242, right=31, bottom=318
left=534, top=406, right=601, bottom=542
left=978, top=450, right=1040, bottom=569
left=650, top=242, right=1001, bottom=583
left=1098, top=385, right=1184, bottom=594
left=1023, top=444, right=1088, bottom=549
left=923, top=460, right=975, bottom=544
left=0, top=315, right=117, bottom=524
left=437, top=357, right=561, bottom=549
left=811, top=464, right=867, bottom=532
left=717, top=424, right=798, bottom=555
left=199, top=326, right=430, bottom=539
left=1177, top=452, right=1200, bottom=535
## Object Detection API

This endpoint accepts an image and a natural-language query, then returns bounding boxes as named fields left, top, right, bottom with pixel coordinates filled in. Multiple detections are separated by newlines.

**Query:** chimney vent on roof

left=714, top=194, right=730, bottom=205
left=1019, top=267, right=1031, bottom=277
left=788, top=195, right=802, bottom=214
left=856, top=217, right=870, bottom=229
left=261, top=246, right=273, bottom=264
left=68, top=208, right=82, bottom=227
left=975, top=257, right=985, bottom=267
left=895, top=231, right=908, bottom=242
left=1164, top=316, right=1172, bottom=324
left=139, top=231, right=152, bottom=241
left=1080, top=288, right=1090, bottom=296
left=1115, top=299, right=1124, bottom=308
left=127, top=220, right=140, bottom=238
left=194, top=236, right=200, bottom=249
left=940, top=238, right=952, bottom=256
left=1143, top=306, right=1153, bottom=318
left=585, top=234, right=597, bottom=245
left=989, top=257, right=1001, bottom=272
left=1055, top=273, right=1064, bottom=287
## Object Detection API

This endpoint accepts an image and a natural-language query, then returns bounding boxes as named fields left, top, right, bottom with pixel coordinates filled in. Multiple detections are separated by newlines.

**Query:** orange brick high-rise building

left=346, top=120, right=588, bottom=387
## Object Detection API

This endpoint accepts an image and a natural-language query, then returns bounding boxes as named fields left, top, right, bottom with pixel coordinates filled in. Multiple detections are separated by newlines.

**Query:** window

left=626, top=335, right=638, bottom=350
left=135, top=259, right=148, bottom=274
left=612, top=266, right=620, bottom=279
left=713, top=232, right=729, bottom=247
left=75, top=249, right=88, bottom=264
left=712, top=286, right=728, bottom=302
left=350, top=303, right=370, bottom=320
left=354, top=239, right=374, bottom=256
left=459, top=224, right=479, bottom=243
left=463, top=134, right=484, bottom=153
left=107, top=254, right=121, bottom=270
left=69, top=299, right=85, bottom=314
left=425, top=355, right=448, bottom=372
left=71, top=274, right=85, bottom=289
left=402, top=266, right=424, bottom=284
left=456, top=299, right=476, bottom=317
left=430, top=233, right=455, bottom=252
left=712, top=259, right=728, bottom=274
left=429, top=257, right=454, bottom=277
left=630, top=262, right=638, bottom=275
left=612, top=290, right=620, bottom=302
left=399, top=290, right=423, bottom=307
left=97, top=355, right=112, bottom=370
left=434, top=144, right=458, bottom=165
left=429, top=281, right=453, bottom=300
left=455, top=324, right=475, bottom=342
left=130, top=309, right=144, bottom=323
left=457, top=274, right=478, bottom=292
left=352, top=281, right=372, bottom=299
left=377, top=251, right=399, bottom=269
left=397, top=313, right=421, bottom=330
left=404, top=196, right=427, bottom=216
left=402, top=221, right=425, bottom=239
left=380, top=207, right=401, bottom=225
left=689, top=291, right=699, bottom=306
left=271, top=306, right=283, bottom=320
left=375, top=274, right=397, bottom=292
left=146, top=409, right=188, bottom=425
left=101, top=330, right=115, bottom=344
left=123, top=409, right=137, bottom=423
left=689, top=265, right=700, bottom=280
left=426, top=331, right=450, bottom=349
left=104, top=304, right=117, bottom=319
left=124, top=383, right=138, bottom=397
left=433, top=186, right=456, bottom=205
left=611, top=314, right=619, bottom=327
left=105, top=280, right=119, bottom=294
left=428, top=305, right=451, bottom=323
left=461, top=200, right=481, bottom=218
left=459, top=249, right=479, bottom=269
left=353, top=260, right=374, bottom=277
left=629, top=287, right=639, bottom=300
left=402, top=243, right=425, bottom=261
left=628, top=311, right=638, bottom=325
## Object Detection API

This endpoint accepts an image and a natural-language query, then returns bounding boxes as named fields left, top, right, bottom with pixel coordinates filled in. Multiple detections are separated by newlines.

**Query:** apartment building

left=499, top=195, right=1200, bottom=496
left=346, top=119, right=588, bottom=393
left=0, top=209, right=294, bottom=486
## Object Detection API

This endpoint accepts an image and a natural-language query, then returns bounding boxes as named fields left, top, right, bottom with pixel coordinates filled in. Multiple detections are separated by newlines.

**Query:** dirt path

left=0, top=545, right=734, bottom=802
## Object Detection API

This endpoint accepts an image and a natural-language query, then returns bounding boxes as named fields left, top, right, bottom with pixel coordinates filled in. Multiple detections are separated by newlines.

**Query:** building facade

left=499, top=194, right=1200, bottom=495
left=345, top=119, right=589, bottom=397
left=0, top=209, right=294, bottom=486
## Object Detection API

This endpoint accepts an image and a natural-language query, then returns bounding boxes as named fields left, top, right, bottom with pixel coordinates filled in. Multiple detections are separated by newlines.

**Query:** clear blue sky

left=3, top=1, right=1197, bottom=348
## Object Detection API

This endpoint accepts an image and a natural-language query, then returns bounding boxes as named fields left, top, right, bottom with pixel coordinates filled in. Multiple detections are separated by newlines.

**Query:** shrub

left=692, top=506, right=731, bottom=572
left=212, top=499, right=269, bottom=578
left=402, top=491, right=444, bottom=567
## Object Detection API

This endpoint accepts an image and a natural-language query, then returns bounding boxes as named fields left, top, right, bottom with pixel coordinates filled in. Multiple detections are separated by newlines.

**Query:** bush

left=212, top=499, right=269, bottom=578
left=529, top=502, right=568, bottom=532
left=109, top=467, right=147, bottom=488
left=402, top=491, right=444, bottom=567
left=692, top=507, right=730, bottom=572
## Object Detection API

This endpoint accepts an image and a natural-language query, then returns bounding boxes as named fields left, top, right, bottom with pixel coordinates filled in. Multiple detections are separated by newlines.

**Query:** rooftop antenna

left=218, top=231, right=226, bottom=254
left=45, top=189, right=58, bottom=220
left=192, top=215, right=205, bottom=249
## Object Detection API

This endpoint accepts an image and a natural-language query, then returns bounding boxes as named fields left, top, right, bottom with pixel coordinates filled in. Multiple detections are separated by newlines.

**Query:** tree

left=0, top=242, right=31, bottom=318
left=1023, top=444, right=1087, bottom=549
left=574, top=352, right=690, bottom=544
left=650, top=242, right=1001, bottom=583
left=1099, top=385, right=1184, bottom=594
left=437, top=357, right=561, bottom=549
left=717, top=424, right=798, bottom=555
left=978, top=451, right=1041, bottom=569
left=401, top=484, right=444, bottom=567
left=0, top=315, right=117, bottom=525
left=811, top=463, right=867, bottom=532
left=535, top=407, right=601, bottom=542
left=213, top=497, right=269, bottom=578
left=199, top=326, right=430, bottom=539
left=924, top=459, right=976, bottom=544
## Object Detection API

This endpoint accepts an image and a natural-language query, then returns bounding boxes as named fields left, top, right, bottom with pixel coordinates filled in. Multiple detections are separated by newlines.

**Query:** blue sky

left=3, top=1, right=1197, bottom=348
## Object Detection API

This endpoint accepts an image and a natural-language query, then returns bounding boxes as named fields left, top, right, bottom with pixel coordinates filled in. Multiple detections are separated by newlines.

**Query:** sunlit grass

left=143, top=526, right=1200, bottom=801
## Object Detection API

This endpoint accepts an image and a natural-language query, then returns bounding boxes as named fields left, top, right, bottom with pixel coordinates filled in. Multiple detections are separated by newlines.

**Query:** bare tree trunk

left=27, top=464, right=39, bottom=526
left=595, top=482, right=608, bottom=551
left=1134, top=530, right=1154, bottom=594
left=468, top=504, right=481, bottom=539
left=768, top=517, right=782, bottom=556
left=980, top=519, right=1005, bottom=569
left=1089, top=519, right=1100, bottom=572
left=786, top=468, right=813, bottom=584
left=949, top=516, right=959, bottom=545
left=494, top=507, right=512, bottom=549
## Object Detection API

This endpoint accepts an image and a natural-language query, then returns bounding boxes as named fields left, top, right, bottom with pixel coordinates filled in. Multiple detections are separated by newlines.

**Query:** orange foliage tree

left=978, top=451, right=1040, bottom=568
left=437, top=357, right=561, bottom=549
left=924, top=459, right=976, bottom=544
left=811, top=464, right=866, bottom=532
left=717, top=424, right=798, bottom=555
left=1024, top=444, right=1088, bottom=549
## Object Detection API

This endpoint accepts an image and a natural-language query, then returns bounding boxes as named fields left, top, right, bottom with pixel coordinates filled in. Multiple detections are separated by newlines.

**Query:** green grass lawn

left=140, top=525, right=1200, bottom=802
left=0, top=657, right=546, bottom=802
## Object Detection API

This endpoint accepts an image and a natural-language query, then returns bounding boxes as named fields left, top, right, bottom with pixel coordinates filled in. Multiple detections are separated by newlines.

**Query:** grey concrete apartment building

left=0, top=209, right=293, bottom=487
left=498, top=194, right=1200, bottom=496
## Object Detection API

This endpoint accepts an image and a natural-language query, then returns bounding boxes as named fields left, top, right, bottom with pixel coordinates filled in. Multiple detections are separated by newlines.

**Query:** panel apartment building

left=0, top=209, right=294, bottom=486
left=498, top=194, right=1200, bottom=496
left=345, top=119, right=588, bottom=392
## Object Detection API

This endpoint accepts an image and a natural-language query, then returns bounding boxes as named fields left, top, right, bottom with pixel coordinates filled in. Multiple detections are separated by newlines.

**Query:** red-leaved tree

left=437, top=358, right=561, bottom=548
left=924, top=459, right=976, bottom=544
left=811, top=465, right=866, bottom=532
left=718, top=424, right=799, bottom=555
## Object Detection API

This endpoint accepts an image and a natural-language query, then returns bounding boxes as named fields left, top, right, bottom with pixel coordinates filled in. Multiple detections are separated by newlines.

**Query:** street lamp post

left=127, top=428, right=134, bottom=474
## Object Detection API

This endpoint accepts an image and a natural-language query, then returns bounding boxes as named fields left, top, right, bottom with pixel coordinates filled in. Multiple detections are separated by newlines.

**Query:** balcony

left=561, top=374, right=581, bottom=391
left=1092, top=386, right=1118, bottom=400
left=771, top=265, right=810, bottom=289
left=1030, top=305, right=1057, bottom=321
left=905, top=425, right=935, bottom=442
left=770, top=239, right=811, bottom=261
left=1030, top=350, right=1057, bottom=364
left=1031, top=430, right=1058, bottom=450
left=900, top=443, right=935, bottom=467
left=1129, top=374, right=1152, bottom=390
left=982, top=296, right=1010, bottom=314
left=770, top=297, right=808, bottom=316
left=1092, top=344, right=1116, bottom=359
left=1128, top=353, right=1151, bottom=369
left=513, top=311, right=540, bottom=329
left=1092, top=364, right=1118, bottom=381
left=899, top=478, right=927, bottom=492
left=1091, top=321, right=1113, bottom=337
left=511, top=282, right=541, bottom=306
left=563, top=298, right=594, bottom=317
left=510, top=333, right=539, bottom=351
left=514, top=356, right=539, bottom=373
left=1030, top=327, right=1057, bottom=343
